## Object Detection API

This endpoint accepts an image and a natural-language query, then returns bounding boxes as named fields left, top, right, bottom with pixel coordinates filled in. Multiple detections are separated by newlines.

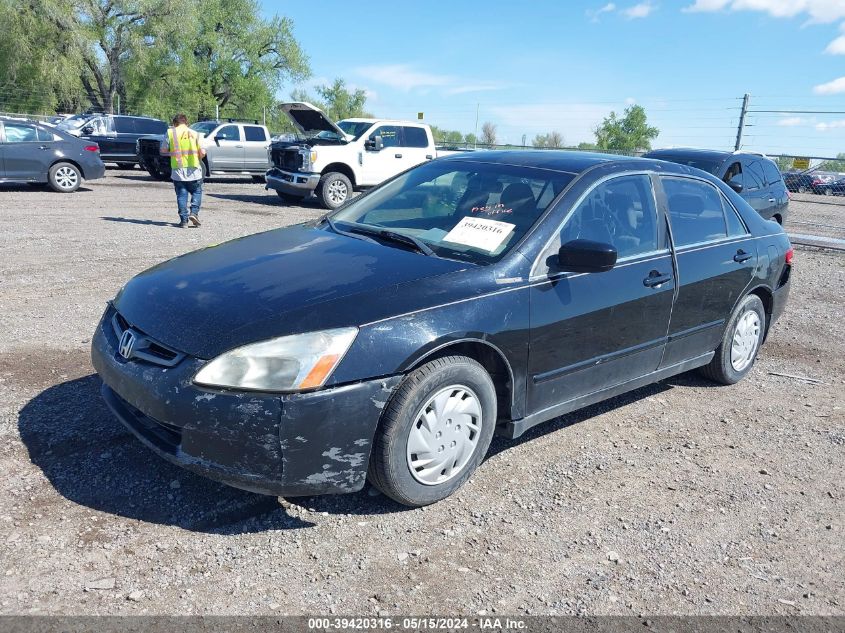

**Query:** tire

left=316, top=171, right=351, bottom=210
left=797, top=186, right=806, bottom=194
left=251, top=175, right=266, bottom=183
left=116, top=162, right=135, bottom=170
left=48, top=162, right=82, bottom=193
left=202, top=159, right=210, bottom=180
left=276, top=190, right=304, bottom=204
left=699, top=294, right=766, bottom=385
left=147, top=167, right=169, bottom=181
left=368, top=356, right=497, bottom=507
left=823, top=187, right=832, bottom=196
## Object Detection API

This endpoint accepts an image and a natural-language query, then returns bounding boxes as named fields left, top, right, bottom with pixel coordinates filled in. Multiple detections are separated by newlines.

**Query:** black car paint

left=0, top=119, right=106, bottom=184
left=644, top=149, right=789, bottom=224
left=66, top=114, right=167, bottom=164
left=92, top=152, right=792, bottom=497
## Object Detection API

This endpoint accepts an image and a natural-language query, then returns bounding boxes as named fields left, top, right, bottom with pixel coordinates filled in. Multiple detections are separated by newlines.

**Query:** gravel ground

left=0, top=168, right=843, bottom=616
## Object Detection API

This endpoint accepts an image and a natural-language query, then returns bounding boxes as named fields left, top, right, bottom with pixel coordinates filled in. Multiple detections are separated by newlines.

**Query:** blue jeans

left=173, top=179, right=203, bottom=221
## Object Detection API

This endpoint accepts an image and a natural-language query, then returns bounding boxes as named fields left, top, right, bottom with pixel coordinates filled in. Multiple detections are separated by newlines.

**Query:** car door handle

left=38, top=145, right=50, bottom=150
left=768, top=198, right=776, bottom=203
left=235, top=144, right=244, bottom=148
left=394, top=153, right=403, bottom=159
left=425, top=154, right=433, bottom=160
left=643, top=271, right=672, bottom=288
left=733, top=249, right=753, bottom=263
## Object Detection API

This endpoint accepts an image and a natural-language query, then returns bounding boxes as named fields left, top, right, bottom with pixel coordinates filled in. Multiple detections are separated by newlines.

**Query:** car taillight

left=84, top=145, right=99, bottom=152
left=785, top=247, right=794, bottom=265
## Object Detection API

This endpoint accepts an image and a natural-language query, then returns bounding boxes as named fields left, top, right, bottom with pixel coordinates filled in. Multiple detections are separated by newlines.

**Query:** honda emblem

left=118, top=330, right=137, bottom=360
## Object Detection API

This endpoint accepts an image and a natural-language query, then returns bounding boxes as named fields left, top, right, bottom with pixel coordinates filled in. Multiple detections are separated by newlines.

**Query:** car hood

left=280, top=102, right=349, bottom=139
left=113, top=225, right=469, bottom=359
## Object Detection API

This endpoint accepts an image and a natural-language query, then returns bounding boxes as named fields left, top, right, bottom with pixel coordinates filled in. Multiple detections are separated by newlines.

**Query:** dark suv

left=644, top=149, right=789, bottom=224
left=0, top=117, right=105, bottom=192
left=57, top=114, right=167, bottom=167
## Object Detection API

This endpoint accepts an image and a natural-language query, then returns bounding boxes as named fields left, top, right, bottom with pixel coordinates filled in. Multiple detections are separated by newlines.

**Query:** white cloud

left=814, top=76, right=845, bottom=94
left=355, top=64, right=453, bottom=92
left=816, top=119, right=845, bottom=130
left=826, top=23, right=845, bottom=53
left=684, top=0, right=845, bottom=23
left=445, top=82, right=508, bottom=96
left=587, top=2, right=617, bottom=21
left=625, top=96, right=637, bottom=105
left=777, top=117, right=806, bottom=126
left=623, top=2, right=656, bottom=18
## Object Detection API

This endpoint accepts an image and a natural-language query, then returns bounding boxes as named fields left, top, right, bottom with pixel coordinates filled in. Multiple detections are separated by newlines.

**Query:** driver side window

left=553, top=174, right=659, bottom=265
left=369, top=125, right=400, bottom=148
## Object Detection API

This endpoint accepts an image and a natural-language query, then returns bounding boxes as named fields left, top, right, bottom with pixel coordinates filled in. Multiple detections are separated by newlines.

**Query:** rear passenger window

left=745, top=161, right=765, bottom=190
left=762, top=160, right=782, bottom=186
left=136, top=119, right=166, bottom=135
left=113, top=117, right=135, bottom=133
left=36, top=127, right=57, bottom=142
left=2, top=123, right=38, bottom=142
left=557, top=174, right=659, bottom=260
left=401, top=126, right=428, bottom=148
left=244, top=126, right=267, bottom=142
left=663, top=178, right=728, bottom=247
left=723, top=197, right=748, bottom=236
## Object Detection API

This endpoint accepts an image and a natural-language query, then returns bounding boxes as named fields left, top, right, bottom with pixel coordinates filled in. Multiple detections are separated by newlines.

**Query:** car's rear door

left=242, top=125, right=270, bottom=171
left=527, top=173, right=674, bottom=415
left=399, top=125, right=433, bottom=170
left=761, top=159, right=789, bottom=222
left=657, top=175, right=757, bottom=367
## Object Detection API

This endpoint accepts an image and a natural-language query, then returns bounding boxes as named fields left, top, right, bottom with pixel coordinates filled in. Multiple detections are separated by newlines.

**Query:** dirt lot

left=0, top=168, right=843, bottom=616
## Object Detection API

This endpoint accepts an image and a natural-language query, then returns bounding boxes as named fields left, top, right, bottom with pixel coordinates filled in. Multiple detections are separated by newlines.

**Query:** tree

left=430, top=125, right=465, bottom=145
left=532, top=131, right=564, bottom=148
left=594, top=105, right=659, bottom=153
left=480, top=121, right=497, bottom=146
left=577, top=141, right=598, bottom=151
left=464, top=132, right=477, bottom=147
left=774, top=156, right=794, bottom=172
left=820, top=153, right=845, bottom=172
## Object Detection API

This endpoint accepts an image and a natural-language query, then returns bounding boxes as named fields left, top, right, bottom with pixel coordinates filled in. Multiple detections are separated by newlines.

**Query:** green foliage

left=0, top=0, right=309, bottom=121
left=430, top=125, right=465, bottom=145
left=464, top=133, right=477, bottom=146
left=289, top=79, right=371, bottom=122
left=594, top=105, right=659, bottom=153
left=577, top=142, right=598, bottom=151
left=773, top=156, right=794, bottom=172
left=819, top=153, right=845, bottom=172
left=532, top=131, right=564, bottom=148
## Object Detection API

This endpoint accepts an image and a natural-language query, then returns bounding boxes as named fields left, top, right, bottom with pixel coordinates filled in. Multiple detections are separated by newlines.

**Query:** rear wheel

left=699, top=294, right=766, bottom=385
left=116, top=162, right=135, bottom=170
left=368, top=356, right=497, bottom=507
left=48, top=162, right=82, bottom=193
left=797, top=186, right=807, bottom=194
left=823, top=187, right=832, bottom=196
left=147, top=167, right=170, bottom=181
left=316, top=172, right=351, bottom=210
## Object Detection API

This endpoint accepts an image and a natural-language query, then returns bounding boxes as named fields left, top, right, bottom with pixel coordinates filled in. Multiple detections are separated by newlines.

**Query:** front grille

left=110, top=309, right=184, bottom=367
left=114, top=390, right=182, bottom=454
left=271, top=147, right=303, bottom=171
left=137, top=138, right=161, bottom=157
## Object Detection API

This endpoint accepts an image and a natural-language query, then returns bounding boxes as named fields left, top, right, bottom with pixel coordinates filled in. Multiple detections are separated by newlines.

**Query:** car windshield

left=57, top=114, right=93, bottom=130
left=190, top=121, right=219, bottom=135
left=330, top=160, right=574, bottom=264
left=312, top=121, right=372, bottom=141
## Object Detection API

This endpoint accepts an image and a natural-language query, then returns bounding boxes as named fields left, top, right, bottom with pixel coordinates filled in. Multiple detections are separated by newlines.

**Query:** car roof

left=438, top=149, right=640, bottom=174
left=645, top=147, right=732, bottom=162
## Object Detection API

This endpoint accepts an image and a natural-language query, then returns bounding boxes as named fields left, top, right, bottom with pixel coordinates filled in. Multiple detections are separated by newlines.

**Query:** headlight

left=194, top=328, right=358, bottom=392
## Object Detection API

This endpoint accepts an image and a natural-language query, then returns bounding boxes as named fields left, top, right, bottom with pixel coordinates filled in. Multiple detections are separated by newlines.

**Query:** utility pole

left=521, top=134, right=526, bottom=148
left=216, top=104, right=220, bottom=121
left=474, top=103, right=479, bottom=149
left=735, top=93, right=750, bottom=151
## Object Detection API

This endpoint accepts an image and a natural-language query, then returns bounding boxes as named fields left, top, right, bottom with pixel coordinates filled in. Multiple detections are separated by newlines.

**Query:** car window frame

left=530, top=170, right=668, bottom=280
left=243, top=125, right=268, bottom=142
left=744, top=160, right=765, bottom=191
left=368, top=124, right=401, bottom=149
left=400, top=125, right=429, bottom=148
left=0, top=121, right=41, bottom=144
left=658, top=174, right=752, bottom=251
left=215, top=124, right=242, bottom=142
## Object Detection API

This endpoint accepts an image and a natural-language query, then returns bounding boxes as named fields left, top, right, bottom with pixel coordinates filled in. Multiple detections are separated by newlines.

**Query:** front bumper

left=265, top=167, right=320, bottom=196
left=91, top=307, right=401, bottom=496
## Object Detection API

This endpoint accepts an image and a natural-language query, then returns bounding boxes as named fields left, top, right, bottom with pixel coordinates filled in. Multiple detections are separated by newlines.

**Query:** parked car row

left=782, top=170, right=843, bottom=196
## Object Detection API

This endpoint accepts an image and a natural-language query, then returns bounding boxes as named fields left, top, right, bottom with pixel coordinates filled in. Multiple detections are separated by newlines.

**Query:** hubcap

left=55, top=166, right=78, bottom=190
left=327, top=179, right=348, bottom=204
left=730, top=310, right=761, bottom=372
left=406, top=385, right=482, bottom=486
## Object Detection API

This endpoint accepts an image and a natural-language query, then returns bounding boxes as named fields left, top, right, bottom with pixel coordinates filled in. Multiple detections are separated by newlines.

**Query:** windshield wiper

left=322, top=215, right=377, bottom=244
left=349, top=226, right=437, bottom=257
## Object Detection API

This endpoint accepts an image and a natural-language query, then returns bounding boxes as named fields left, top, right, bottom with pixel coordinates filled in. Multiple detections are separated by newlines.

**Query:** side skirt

left=500, top=352, right=714, bottom=439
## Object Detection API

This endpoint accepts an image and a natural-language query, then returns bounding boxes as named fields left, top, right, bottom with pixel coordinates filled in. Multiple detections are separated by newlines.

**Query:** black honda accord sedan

left=92, top=151, right=792, bottom=506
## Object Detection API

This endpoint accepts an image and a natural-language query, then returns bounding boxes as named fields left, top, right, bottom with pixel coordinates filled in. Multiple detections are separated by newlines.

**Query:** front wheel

left=48, top=162, right=82, bottom=193
left=316, top=172, right=351, bottom=210
left=797, top=186, right=807, bottom=194
left=823, top=187, right=832, bottom=196
left=699, top=294, right=766, bottom=385
left=368, top=356, right=497, bottom=507
left=116, top=162, right=135, bottom=170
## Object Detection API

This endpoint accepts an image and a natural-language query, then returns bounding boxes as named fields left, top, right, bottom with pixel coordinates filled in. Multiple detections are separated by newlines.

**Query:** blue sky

left=263, top=0, right=845, bottom=157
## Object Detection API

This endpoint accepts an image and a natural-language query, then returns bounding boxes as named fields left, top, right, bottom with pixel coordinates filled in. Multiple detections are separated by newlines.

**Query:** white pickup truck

left=266, top=103, right=450, bottom=209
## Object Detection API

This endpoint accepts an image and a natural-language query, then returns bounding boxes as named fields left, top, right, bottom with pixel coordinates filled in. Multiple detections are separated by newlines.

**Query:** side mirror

left=556, top=239, right=617, bottom=273
left=81, top=126, right=94, bottom=135
left=365, top=136, right=384, bottom=152
left=728, top=179, right=743, bottom=194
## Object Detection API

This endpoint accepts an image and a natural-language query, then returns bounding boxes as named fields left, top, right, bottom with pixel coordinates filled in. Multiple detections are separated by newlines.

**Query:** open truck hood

left=280, top=102, right=349, bottom=139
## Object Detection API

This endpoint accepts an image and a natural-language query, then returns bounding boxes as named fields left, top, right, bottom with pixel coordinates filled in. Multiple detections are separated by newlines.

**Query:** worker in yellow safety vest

left=159, top=113, right=206, bottom=228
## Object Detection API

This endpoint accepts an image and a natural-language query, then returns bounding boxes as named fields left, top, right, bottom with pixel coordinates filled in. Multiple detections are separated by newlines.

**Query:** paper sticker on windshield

left=443, top=217, right=515, bottom=252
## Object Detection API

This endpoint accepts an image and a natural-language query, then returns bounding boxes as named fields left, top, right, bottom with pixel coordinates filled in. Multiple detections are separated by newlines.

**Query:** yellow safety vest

left=168, top=125, right=201, bottom=169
